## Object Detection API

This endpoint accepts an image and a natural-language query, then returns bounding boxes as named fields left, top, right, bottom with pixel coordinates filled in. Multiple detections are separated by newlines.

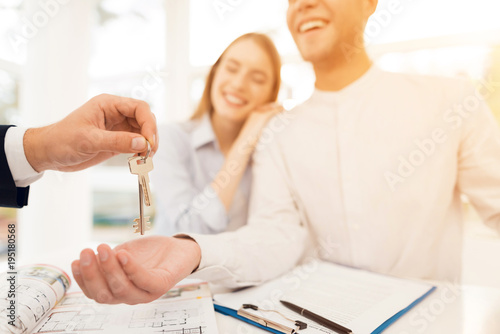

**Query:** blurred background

left=0, top=0, right=499, bottom=287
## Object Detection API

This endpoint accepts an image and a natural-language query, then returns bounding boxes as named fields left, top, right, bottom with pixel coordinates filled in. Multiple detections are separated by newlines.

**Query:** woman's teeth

left=225, top=94, right=246, bottom=106
left=299, top=20, right=326, bottom=33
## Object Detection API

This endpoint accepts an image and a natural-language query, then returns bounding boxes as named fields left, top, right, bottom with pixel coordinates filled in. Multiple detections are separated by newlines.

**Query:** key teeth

left=133, top=218, right=140, bottom=233
left=133, top=218, right=151, bottom=234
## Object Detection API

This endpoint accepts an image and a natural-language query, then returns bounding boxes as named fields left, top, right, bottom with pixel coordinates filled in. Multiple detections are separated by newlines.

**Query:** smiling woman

left=192, top=34, right=281, bottom=123
left=151, top=33, right=283, bottom=236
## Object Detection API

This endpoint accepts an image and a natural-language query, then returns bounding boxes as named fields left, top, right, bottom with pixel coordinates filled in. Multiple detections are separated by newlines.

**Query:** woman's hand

left=238, top=102, right=283, bottom=148
left=211, top=102, right=283, bottom=211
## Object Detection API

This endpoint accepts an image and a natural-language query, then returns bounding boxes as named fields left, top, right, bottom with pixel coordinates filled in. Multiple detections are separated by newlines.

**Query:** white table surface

left=7, top=248, right=500, bottom=334
left=215, top=284, right=500, bottom=334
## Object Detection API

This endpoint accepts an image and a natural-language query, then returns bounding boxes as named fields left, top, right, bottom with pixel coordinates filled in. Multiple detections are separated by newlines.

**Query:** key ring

left=139, top=140, right=151, bottom=161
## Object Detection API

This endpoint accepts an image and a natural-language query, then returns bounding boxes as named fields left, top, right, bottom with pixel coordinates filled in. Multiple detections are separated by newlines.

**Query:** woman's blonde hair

left=191, top=33, right=282, bottom=120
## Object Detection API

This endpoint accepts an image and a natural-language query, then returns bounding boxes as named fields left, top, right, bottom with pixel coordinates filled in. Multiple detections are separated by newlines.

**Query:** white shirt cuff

left=4, top=127, right=44, bottom=187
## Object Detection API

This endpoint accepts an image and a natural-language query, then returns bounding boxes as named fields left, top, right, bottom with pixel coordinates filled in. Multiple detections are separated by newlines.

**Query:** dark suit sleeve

left=0, top=125, right=30, bottom=208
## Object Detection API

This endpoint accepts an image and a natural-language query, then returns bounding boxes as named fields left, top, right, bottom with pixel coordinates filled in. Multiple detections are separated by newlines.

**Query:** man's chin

left=299, top=48, right=331, bottom=65
left=295, top=38, right=335, bottom=62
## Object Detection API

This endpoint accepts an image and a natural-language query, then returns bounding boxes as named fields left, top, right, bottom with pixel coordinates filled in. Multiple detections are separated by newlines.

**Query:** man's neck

left=314, top=49, right=373, bottom=92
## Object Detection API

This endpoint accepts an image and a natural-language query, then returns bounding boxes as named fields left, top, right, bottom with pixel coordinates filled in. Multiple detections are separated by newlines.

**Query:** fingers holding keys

left=94, top=94, right=159, bottom=156
left=92, top=130, right=148, bottom=155
left=25, top=94, right=159, bottom=173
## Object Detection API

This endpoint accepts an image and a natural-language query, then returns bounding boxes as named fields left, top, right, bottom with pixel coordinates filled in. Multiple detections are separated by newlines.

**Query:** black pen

left=280, top=300, right=353, bottom=334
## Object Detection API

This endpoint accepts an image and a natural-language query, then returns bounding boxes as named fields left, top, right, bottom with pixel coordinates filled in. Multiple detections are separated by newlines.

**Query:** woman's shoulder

left=156, top=119, right=206, bottom=163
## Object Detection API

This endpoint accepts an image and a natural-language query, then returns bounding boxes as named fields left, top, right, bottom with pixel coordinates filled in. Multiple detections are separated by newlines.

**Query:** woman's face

left=210, top=39, right=275, bottom=124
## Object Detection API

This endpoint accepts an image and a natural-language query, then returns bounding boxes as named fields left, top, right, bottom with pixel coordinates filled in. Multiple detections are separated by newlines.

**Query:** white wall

left=18, top=0, right=96, bottom=261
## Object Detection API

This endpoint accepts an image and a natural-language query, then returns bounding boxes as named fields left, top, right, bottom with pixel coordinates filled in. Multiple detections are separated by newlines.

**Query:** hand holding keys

left=128, top=141, right=154, bottom=235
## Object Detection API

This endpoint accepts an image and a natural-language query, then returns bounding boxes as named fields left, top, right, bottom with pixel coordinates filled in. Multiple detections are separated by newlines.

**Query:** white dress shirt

left=4, top=127, right=43, bottom=187
left=186, top=65, right=500, bottom=287
left=152, top=114, right=251, bottom=236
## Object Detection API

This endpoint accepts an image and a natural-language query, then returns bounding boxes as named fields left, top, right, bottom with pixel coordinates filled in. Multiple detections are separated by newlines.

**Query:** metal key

left=129, top=156, right=153, bottom=206
left=133, top=178, right=150, bottom=235
left=128, top=145, right=154, bottom=235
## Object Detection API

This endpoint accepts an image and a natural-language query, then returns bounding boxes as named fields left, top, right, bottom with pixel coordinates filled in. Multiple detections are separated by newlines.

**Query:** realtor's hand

left=71, top=236, right=201, bottom=304
left=24, top=94, right=159, bottom=173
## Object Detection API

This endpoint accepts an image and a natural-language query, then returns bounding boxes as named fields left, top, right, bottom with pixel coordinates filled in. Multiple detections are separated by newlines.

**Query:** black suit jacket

left=0, top=125, right=30, bottom=208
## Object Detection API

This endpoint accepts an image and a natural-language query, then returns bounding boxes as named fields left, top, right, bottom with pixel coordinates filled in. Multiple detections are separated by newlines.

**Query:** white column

left=18, top=0, right=96, bottom=262
left=164, top=0, right=192, bottom=122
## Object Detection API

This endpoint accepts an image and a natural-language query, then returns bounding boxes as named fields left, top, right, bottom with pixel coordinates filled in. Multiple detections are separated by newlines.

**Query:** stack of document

left=0, top=265, right=219, bottom=334
left=214, top=261, right=435, bottom=334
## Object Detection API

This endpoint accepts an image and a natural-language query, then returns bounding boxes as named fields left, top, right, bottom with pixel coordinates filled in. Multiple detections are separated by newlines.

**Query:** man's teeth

left=299, top=20, right=326, bottom=33
left=225, top=94, right=246, bottom=105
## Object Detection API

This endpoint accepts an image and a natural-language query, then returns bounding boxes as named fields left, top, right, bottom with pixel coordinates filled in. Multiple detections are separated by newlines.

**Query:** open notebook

left=0, top=264, right=218, bottom=334
left=214, top=261, right=435, bottom=334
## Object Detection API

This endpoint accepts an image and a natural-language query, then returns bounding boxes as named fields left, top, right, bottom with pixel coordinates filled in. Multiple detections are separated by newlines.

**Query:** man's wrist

left=24, top=127, right=49, bottom=173
left=174, top=234, right=202, bottom=273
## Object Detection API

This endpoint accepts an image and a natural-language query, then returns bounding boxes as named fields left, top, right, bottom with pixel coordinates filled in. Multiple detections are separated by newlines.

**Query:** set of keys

left=128, top=141, right=154, bottom=235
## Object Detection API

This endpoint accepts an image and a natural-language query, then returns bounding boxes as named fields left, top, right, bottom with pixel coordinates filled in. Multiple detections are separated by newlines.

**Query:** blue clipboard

left=371, top=286, right=437, bottom=334
left=214, top=303, right=285, bottom=334
left=214, top=285, right=436, bottom=334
